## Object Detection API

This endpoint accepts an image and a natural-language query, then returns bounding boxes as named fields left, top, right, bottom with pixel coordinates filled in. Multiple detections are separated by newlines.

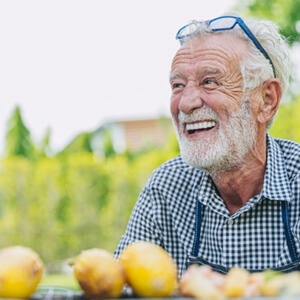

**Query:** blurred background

left=0, top=0, right=299, bottom=288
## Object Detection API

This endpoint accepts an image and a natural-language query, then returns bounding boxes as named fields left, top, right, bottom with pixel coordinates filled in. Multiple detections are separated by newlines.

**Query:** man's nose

left=178, top=82, right=204, bottom=114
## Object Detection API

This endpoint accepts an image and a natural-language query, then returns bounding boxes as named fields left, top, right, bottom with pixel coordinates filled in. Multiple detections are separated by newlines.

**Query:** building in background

left=92, top=117, right=174, bottom=156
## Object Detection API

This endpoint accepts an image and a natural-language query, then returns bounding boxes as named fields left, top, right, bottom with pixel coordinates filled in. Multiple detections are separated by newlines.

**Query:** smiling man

left=170, top=33, right=267, bottom=214
left=115, top=13, right=300, bottom=277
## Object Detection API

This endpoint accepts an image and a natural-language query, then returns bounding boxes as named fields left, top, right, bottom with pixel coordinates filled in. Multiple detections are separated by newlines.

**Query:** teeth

left=186, top=121, right=216, bottom=131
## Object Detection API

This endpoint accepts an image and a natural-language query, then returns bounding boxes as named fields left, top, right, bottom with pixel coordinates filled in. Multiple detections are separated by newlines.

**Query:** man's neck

left=211, top=141, right=267, bottom=215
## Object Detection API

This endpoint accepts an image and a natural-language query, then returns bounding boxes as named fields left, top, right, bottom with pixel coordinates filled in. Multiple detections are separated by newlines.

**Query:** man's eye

left=203, top=79, right=216, bottom=85
left=172, top=83, right=185, bottom=90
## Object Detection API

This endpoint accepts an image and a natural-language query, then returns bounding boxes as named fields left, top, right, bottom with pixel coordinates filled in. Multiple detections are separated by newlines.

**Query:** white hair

left=178, top=12, right=291, bottom=128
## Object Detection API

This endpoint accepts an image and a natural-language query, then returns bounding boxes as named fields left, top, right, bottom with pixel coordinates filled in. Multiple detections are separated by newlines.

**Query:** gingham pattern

left=115, top=134, right=300, bottom=277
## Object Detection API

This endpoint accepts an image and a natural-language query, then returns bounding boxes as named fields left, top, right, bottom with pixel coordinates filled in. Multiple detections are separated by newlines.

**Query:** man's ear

left=257, top=79, right=282, bottom=125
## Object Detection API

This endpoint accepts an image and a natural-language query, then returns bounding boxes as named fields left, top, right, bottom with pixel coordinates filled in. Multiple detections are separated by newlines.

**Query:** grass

left=39, top=273, right=80, bottom=290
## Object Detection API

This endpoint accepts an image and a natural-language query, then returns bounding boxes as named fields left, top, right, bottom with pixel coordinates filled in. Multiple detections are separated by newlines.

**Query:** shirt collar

left=197, top=133, right=293, bottom=206
left=261, top=133, right=293, bottom=202
left=198, top=171, right=226, bottom=207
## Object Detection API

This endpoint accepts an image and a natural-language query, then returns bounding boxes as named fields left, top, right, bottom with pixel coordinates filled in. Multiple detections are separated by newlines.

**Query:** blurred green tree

left=4, top=106, right=36, bottom=159
left=37, top=127, right=53, bottom=158
left=236, top=0, right=300, bottom=44
left=57, top=132, right=93, bottom=156
left=102, top=128, right=116, bottom=159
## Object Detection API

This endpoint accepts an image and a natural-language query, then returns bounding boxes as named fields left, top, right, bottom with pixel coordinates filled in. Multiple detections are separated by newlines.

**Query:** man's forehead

left=172, top=34, right=248, bottom=63
left=171, top=34, right=249, bottom=76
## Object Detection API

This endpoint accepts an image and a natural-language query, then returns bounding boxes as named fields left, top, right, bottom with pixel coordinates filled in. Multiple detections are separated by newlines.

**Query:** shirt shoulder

left=273, top=137, right=300, bottom=177
left=147, top=155, right=204, bottom=191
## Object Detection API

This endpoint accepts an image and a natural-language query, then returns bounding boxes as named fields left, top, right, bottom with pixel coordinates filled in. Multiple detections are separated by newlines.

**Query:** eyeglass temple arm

left=237, top=18, right=276, bottom=77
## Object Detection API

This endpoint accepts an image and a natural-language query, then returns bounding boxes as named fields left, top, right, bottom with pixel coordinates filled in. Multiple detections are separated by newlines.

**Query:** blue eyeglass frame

left=176, top=16, right=276, bottom=78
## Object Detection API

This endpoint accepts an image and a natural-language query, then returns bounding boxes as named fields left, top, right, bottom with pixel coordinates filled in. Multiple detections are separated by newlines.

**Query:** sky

left=0, top=0, right=249, bottom=153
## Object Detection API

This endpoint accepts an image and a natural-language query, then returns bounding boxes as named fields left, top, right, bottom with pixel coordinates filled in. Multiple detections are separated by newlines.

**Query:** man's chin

left=180, top=151, right=214, bottom=170
left=181, top=153, right=232, bottom=177
left=179, top=142, right=230, bottom=174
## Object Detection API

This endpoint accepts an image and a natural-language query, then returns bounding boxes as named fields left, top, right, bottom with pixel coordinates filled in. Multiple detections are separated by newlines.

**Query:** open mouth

left=186, top=120, right=217, bottom=134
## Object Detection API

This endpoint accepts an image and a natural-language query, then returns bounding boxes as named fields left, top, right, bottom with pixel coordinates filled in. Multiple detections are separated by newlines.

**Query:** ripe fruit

left=119, top=241, right=177, bottom=297
left=224, top=267, right=249, bottom=297
left=0, top=245, right=44, bottom=298
left=179, top=265, right=224, bottom=300
left=74, top=248, right=125, bottom=299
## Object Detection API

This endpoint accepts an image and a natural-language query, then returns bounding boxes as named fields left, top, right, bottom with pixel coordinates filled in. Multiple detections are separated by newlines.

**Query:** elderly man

left=115, top=12, right=300, bottom=277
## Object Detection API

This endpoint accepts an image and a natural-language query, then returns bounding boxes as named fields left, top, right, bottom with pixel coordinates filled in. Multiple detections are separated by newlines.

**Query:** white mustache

left=178, top=107, right=220, bottom=123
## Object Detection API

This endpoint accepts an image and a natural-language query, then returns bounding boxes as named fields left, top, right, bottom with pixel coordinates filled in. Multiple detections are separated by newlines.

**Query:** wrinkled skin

left=170, top=34, right=282, bottom=214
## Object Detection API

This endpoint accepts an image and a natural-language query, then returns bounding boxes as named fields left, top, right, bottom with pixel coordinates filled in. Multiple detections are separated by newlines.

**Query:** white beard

left=172, top=99, right=257, bottom=176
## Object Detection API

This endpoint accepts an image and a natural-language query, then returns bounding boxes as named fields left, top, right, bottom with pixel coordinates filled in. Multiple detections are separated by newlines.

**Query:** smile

left=185, top=120, right=217, bottom=134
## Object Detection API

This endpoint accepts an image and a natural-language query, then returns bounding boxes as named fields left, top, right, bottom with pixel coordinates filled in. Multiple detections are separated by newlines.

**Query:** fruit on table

left=74, top=248, right=125, bottom=299
left=223, top=267, right=249, bottom=297
left=260, top=274, right=284, bottom=297
left=179, top=265, right=300, bottom=299
left=0, top=245, right=44, bottom=299
left=179, top=265, right=225, bottom=300
left=260, top=270, right=300, bottom=297
left=119, top=241, right=177, bottom=297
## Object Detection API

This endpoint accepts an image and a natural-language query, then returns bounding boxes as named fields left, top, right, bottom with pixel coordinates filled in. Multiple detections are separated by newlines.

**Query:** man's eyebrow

left=169, top=69, right=221, bottom=82
left=169, top=72, right=183, bottom=82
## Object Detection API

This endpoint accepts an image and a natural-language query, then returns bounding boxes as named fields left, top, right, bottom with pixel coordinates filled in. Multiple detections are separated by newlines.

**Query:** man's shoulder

left=148, top=155, right=204, bottom=187
left=273, top=137, right=300, bottom=156
left=273, top=137, right=300, bottom=174
left=154, top=155, right=199, bottom=173
left=158, top=155, right=190, bottom=169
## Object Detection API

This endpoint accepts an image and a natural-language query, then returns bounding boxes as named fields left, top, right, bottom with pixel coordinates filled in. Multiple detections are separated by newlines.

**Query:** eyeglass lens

left=179, top=23, right=199, bottom=37
left=209, top=17, right=236, bottom=30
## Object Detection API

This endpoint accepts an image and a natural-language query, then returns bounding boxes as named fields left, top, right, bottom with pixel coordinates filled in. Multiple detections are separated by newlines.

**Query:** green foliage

left=0, top=106, right=180, bottom=269
left=270, top=94, right=300, bottom=142
left=37, top=127, right=53, bottom=158
left=0, top=137, right=179, bottom=268
left=40, top=273, right=79, bottom=290
left=58, top=132, right=93, bottom=156
left=102, top=128, right=116, bottom=158
left=235, top=0, right=300, bottom=44
left=4, top=106, right=36, bottom=159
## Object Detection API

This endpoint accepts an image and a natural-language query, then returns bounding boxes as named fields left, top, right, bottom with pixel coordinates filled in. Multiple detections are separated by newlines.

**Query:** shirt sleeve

left=114, top=184, right=163, bottom=258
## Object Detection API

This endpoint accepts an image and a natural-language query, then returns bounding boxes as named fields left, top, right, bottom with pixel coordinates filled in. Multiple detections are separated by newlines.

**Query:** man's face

left=170, top=34, right=258, bottom=173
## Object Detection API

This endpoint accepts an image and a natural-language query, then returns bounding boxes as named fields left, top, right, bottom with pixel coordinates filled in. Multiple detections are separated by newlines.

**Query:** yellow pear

left=74, top=248, right=125, bottom=299
left=119, top=241, right=177, bottom=297
left=0, top=245, right=44, bottom=298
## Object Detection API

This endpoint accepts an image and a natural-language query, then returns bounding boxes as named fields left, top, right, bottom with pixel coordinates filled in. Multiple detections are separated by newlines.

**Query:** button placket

left=222, top=217, right=235, bottom=266
left=228, top=218, right=234, bottom=225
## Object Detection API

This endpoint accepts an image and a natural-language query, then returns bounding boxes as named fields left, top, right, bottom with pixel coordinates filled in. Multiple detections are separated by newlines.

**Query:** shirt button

left=228, top=218, right=234, bottom=225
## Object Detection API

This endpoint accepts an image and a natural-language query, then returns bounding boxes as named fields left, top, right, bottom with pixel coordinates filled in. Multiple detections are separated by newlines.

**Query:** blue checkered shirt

left=115, top=134, right=300, bottom=277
